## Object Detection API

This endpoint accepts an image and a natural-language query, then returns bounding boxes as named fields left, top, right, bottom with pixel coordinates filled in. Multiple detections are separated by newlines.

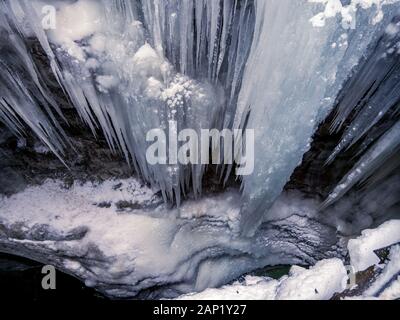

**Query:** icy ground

left=0, top=177, right=344, bottom=299
left=178, top=220, right=400, bottom=300
left=178, top=259, right=348, bottom=300
left=0, top=177, right=398, bottom=299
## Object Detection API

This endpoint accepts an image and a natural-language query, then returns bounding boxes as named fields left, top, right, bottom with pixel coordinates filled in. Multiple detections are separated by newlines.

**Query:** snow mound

left=348, top=220, right=400, bottom=272
left=178, top=258, right=347, bottom=300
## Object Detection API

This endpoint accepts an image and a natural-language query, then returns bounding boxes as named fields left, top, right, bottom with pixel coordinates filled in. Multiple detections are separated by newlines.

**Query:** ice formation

left=0, top=0, right=399, bottom=234
left=0, top=0, right=400, bottom=298
left=177, top=220, right=400, bottom=300
left=0, top=178, right=343, bottom=298
left=235, top=0, right=400, bottom=235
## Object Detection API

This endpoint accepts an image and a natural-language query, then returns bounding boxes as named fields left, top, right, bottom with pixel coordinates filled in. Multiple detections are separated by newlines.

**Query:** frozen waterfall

left=0, top=0, right=400, bottom=237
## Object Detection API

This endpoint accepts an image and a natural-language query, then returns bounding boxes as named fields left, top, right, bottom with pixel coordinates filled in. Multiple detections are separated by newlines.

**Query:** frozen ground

left=0, top=178, right=344, bottom=298
left=178, top=220, right=400, bottom=300
left=0, top=177, right=398, bottom=299
left=178, top=258, right=348, bottom=300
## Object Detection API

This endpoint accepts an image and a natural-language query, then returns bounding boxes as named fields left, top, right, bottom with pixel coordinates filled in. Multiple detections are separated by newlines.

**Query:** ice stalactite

left=141, top=0, right=255, bottom=128
left=320, top=18, right=400, bottom=209
left=327, top=19, right=400, bottom=164
left=0, top=0, right=254, bottom=203
left=322, top=121, right=400, bottom=208
left=0, top=5, right=68, bottom=162
left=235, top=0, right=400, bottom=235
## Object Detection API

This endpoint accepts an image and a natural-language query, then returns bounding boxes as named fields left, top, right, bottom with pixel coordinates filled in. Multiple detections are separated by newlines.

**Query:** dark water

left=0, top=253, right=105, bottom=301
left=251, top=265, right=292, bottom=280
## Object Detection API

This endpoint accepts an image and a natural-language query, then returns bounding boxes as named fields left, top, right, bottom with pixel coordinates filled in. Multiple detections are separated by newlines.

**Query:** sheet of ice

left=178, top=258, right=347, bottom=300
left=348, top=220, right=400, bottom=272
left=234, top=0, right=400, bottom=235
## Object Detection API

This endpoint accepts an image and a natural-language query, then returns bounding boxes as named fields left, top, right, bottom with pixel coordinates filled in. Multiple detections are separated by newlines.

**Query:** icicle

left=321, top=120, right=400, bottom=209
left=235, top=0, right=400, bottom=236
left=326, top=18, right=400, bottom=164
left=0, top=5, right=69, bottom=162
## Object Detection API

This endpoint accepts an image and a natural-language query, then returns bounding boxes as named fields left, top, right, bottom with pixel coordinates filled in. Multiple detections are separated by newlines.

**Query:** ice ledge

left=0, top=178, right=342, bottom=298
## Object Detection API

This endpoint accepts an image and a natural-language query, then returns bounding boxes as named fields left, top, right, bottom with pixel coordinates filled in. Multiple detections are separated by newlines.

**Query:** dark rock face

left=0, top=114, right=132, bottom=196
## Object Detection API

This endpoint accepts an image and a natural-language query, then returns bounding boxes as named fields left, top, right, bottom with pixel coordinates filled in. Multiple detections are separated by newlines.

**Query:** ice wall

left=235, top=0, right=400, bottom=235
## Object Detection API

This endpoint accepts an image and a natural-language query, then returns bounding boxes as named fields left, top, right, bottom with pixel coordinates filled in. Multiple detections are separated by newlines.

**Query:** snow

left=309, top=0, right=400, bottom=27
left=379, top=276, right=400, bottom=300
left=178, top=258, right=347, bottom=300
left=48, top=0, right=104, bottom=43
left=344, top=244, right=400, bottom=300
left=177, top=220, right=400, bottom=300
left=0, top=178, right=349, bottom=298
left=348, top=220, right=400, bottom=272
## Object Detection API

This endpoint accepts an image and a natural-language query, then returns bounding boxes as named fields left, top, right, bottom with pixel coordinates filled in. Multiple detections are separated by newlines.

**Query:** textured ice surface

left=0, top=179, right=343, bottom=298
left=309, top=0, right=400, bottom=27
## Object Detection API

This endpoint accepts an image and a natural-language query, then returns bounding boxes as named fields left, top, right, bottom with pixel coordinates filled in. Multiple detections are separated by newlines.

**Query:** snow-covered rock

left=177, top=220, right=400, bottom=300
left=342, top=243, right=400, bottom=300
left=348, top=220, right=400, bottom=272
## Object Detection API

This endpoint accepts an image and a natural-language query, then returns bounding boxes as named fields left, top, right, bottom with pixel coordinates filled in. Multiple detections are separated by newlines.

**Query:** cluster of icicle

left=0, top=0, right=399, bottom=236
left=0, top=0, right=255, bottom=204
